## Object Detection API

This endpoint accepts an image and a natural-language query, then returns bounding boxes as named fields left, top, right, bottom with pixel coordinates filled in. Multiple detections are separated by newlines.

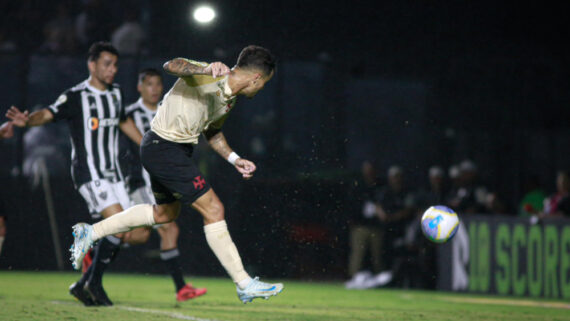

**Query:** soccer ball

left=420, top=205, right=460, bottom=243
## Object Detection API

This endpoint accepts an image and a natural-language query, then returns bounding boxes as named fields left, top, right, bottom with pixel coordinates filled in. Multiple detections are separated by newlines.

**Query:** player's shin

left=92, top=204, right=155, bottom=241
left=204, top=220, right=251, bottom=288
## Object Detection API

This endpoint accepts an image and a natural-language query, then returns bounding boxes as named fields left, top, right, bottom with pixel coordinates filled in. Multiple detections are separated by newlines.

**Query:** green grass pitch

left=0, top=271, right=568, bottom=321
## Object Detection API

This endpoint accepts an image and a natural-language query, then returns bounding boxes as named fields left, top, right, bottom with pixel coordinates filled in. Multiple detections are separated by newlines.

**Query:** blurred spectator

left=447, top=160, right=487, bottom=213
left=417, top=166, right=448, bottom=209
left=21, top=106, right=71, bottom=180
left=518, top=176, right=546, bottom=217
left=111, top=8, right=146, bottom=55
left=75, top=0, right=113, bottom=48
left=40, top=3, right=77, bottom=54
left=483, top=191, right=508, bottom=214
left=377, top=166, right=416, bottom=227
left=447, top=164, right=460, bottom=199
left=376, top=166, right=416, bottom=264
left=448, top=164, right=460, bottom=187
left=345, top=161, right=384, bottom=288
left=543, top=170, right=570, bottom=217
left=387, top=166, right=444, bottom=289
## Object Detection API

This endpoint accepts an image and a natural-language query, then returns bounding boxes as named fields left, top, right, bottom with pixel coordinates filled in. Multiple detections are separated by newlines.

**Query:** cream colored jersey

left=151, top=62, right=237, bottom=144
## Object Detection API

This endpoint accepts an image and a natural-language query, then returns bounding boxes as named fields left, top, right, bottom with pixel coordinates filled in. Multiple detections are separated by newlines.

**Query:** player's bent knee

left=153, top=203, right=179, bottom=224
left=204, top=200, right=225, bottom=224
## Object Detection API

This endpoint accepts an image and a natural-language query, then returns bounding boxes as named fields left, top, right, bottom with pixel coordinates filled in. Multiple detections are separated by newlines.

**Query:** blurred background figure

left=417, top=166, right=447, bottom=209
left=377, top=165, right=416, bottom=239
left=345, top=161, right=384, bottom=289
left=542, top=170, right=570, bottom=217
left=111, top=8, right=145, bottom=55
left=448, top=165, right=461, bottom=192
left=518, top=175, right=546, bottom=217
left=362, top=165, right=416, bottom=287
left=447, top=160, right=488, bottom=214
left=388, top=166, right=446, bottom=289
left=482, top=191, right=508, bottom=215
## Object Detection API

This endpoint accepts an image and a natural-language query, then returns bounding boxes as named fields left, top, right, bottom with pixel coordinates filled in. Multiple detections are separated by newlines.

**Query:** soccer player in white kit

left=70, top=45, right=283, bottom=303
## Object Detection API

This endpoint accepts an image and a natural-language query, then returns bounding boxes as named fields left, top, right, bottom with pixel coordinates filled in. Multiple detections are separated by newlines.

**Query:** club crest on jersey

left=111, top=94, right=120, bottom=109
left=88, top=117, right=119, bottom=131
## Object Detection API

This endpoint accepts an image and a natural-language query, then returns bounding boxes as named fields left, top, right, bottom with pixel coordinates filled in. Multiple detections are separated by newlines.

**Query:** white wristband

left=227, top=152, right=240, bottom=165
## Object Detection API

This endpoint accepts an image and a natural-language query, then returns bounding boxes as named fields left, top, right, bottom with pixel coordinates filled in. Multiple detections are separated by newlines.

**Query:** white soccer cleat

left=236, top=277, right=284, bottom=304
left=69, top=223, right=94, bottom=270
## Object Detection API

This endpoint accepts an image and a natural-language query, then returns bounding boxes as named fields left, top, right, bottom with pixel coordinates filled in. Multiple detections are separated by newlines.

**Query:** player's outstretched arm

left=163, top=58, right=230, bottom=78
left=119, top=117, right=143, bottom=145
left=6, top=106, right=53, bottom=127
left=204, top=129, right=256, bottom=179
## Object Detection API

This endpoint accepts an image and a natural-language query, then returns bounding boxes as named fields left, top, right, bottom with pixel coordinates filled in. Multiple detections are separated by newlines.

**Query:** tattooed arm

left=204, top=128, right=256, bottom=179
left=204, top=127, right=232, bottom=159
left=163, top=58, right=230, bottom=78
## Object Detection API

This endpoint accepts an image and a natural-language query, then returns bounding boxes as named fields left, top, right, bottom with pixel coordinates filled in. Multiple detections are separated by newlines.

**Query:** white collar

left=85, top=78, right=110, bottom=94
left=137, top=97, right=157, bottom=112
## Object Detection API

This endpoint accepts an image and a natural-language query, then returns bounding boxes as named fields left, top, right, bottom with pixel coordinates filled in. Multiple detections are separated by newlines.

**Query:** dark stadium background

left=0, top=0, right=569, bottom=291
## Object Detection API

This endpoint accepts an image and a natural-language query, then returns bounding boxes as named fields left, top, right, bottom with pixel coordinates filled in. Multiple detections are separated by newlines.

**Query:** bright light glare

left=193, top=6, right=216, bottom=24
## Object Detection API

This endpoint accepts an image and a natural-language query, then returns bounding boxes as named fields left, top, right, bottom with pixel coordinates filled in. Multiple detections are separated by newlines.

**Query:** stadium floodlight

left=193, top=5, right=216, bottom=24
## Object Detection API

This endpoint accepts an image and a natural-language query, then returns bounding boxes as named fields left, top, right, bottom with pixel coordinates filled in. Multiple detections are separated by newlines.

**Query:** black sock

left=87, top=236, right=121, bottom=286
left=76, top=258, right=95, bottom=287
left=161, top=248, right=185, bottom=292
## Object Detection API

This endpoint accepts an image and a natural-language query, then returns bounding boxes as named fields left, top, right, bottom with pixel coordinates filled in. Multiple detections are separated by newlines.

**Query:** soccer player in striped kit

left=6, top=42, right=150, bottom=306
left=70, top=45, right=284, bottom=303
left=121, top=68, right=206, bottom=301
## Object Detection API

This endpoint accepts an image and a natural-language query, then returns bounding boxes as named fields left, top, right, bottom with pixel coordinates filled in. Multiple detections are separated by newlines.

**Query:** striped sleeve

left=125, top=102, right=139, bottom=118
left=47, top=90, right=77, bottom=121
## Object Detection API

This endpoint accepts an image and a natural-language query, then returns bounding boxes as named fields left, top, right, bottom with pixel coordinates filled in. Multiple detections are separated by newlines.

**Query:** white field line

left=51, top=300, right=224, bottom=321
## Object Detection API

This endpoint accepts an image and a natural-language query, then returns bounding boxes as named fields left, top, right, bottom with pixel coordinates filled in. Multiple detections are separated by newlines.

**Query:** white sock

left=204, top=220, right=250, bottom=286
left=92, top=204, right=155, bottom=241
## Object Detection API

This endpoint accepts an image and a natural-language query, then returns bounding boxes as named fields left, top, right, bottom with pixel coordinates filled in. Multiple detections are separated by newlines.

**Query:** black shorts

left=140, top=131, right=211, bottom=206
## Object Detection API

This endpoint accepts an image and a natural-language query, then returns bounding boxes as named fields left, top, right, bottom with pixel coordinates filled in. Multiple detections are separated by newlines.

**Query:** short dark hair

left=88, top=41, right=119, bottom=62
left=138, top=68, right=163, bottom=84
left=236, top=45, right=276, bottom=76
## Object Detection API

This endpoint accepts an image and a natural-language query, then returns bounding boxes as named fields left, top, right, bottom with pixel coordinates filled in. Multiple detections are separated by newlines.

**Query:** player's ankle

left=237, top=277, right=252, bottom=290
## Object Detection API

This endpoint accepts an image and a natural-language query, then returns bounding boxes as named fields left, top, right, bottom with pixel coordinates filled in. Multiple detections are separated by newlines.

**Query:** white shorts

left=129, top=185, right=156, bottom=205
left=78, top=179, right=132, bottom=219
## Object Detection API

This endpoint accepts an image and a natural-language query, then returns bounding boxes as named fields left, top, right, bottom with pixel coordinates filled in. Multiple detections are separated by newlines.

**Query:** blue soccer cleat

left=70, top=223, right=94, bottom=270
left=236, top=277, right=283, bottom=304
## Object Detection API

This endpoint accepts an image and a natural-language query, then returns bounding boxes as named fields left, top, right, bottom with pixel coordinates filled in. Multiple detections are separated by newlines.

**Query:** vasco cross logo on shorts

left=193, top=176, right=206, bottom=190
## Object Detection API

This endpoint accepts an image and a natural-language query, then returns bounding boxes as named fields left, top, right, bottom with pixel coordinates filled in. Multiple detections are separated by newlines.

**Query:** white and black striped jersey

left=126, top=98, right=156, bottom=136
left=47, top=79, right=126, bottom=188
left=122, top=98, right=156, bottom=191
